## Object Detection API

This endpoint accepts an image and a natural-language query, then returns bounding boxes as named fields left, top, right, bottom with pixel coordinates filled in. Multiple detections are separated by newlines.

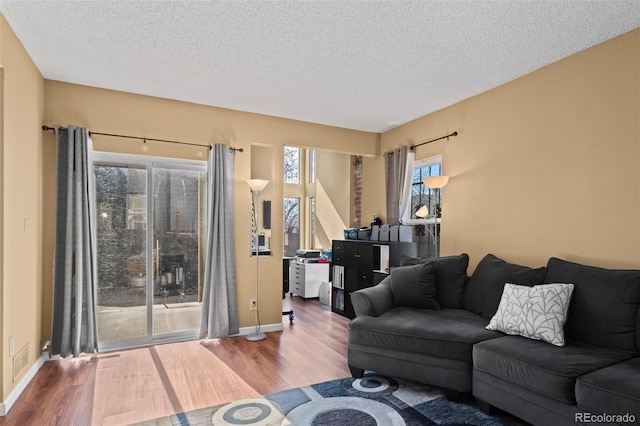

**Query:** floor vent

left=87, top=353, right=121, bottom=363
left=12, top=344, right=29, bottom=382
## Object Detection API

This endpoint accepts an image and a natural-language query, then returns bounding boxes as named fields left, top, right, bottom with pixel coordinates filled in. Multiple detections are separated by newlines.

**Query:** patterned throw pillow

left=486, top=283, right=575, bottom=346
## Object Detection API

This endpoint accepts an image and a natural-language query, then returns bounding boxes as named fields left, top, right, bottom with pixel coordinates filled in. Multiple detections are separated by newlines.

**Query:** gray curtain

left=51, top=126, right=98, bottom=357
left=384, top=145, right=409, bottom=225
left=200, top=144, right=239, bottom=338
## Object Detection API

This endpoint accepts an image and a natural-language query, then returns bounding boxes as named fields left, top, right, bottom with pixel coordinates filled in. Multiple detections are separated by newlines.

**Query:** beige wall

left=313, top=150, right=352, bottom=248
left=0, top=15, right=45, bottom=401
left=368, top=28, right=640, bottom=272
left=250, top=144, right=274, bottom=246
left=43, top=81, right=378, bottom=335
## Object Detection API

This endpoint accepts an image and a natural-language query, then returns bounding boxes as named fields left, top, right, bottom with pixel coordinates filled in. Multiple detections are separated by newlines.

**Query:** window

left=407, top=155, right=442, bottom=223
left=284, top=146, right=300, bottom=184
left=284, top=146, right=301, bottom=254
left=283, top=197, right=300, bottom=257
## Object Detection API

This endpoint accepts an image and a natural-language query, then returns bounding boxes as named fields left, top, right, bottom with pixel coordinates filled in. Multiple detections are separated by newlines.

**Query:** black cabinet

left=331, top=239, right=417, bottom=318
left=283, top=257, right=293, bottom=297
left=344, top=243, right=373, bottom=269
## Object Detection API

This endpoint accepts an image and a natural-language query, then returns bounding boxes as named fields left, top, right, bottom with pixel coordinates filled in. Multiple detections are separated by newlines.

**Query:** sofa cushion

left=400, top=253, right=469, bottom=308
left=473, top=336, right=631, bottom=404
left=462, top=254, right=547, bottom=320
left=348, top=307, right=503, bottom=364
left=637, top=308, right=640, bottom=354
left=576, top=358, right=640, bottom=421
left=390, top=263, right=440, bottom=310
left=544, top=257, right=640, bottom=354
left=486, top=283, right=574, bottom=346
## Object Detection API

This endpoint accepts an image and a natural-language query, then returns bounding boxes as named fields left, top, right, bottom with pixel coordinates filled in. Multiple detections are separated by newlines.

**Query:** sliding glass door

left=93, top=153, right=207, bottom=350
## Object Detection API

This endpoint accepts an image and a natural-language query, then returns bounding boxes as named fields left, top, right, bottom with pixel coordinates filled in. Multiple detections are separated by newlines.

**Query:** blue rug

left=137, top=373, right=510, bottom=425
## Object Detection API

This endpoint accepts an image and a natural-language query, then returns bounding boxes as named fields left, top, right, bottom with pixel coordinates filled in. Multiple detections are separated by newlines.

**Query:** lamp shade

left=423, top=175, right=449, bottom=189
left=415, top=205, right=429, bottom=218
left=247, top=179, right=269, bottom=193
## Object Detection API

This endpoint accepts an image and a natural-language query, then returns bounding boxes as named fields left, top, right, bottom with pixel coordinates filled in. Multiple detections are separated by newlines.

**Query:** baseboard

left=0, top=352, right=47, bottom=416
left=237, top=322, right=283, bottom=336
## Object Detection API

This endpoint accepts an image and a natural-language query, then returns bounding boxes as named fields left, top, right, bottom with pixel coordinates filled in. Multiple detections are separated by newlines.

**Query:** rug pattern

left=138, top=374, right=510, bottom=425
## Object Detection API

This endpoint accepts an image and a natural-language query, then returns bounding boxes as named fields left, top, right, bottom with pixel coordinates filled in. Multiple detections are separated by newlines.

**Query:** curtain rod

left=409, top=131, right=458, bottom=151
left=41, top=125, right=244, bottom=152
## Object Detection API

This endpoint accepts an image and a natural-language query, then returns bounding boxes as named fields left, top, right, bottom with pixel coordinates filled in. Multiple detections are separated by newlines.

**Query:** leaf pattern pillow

left=486, top=283, right=574, bottom=346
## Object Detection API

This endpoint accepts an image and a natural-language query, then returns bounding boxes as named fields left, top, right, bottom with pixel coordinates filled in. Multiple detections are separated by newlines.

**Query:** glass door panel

left=95, top=165, right=148, bottom=343
left=152, top=166, right=205, bottom=336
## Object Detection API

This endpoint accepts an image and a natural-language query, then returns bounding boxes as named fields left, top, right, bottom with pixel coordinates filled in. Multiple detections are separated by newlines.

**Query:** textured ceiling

left=1, top=1, right=640, bottom=132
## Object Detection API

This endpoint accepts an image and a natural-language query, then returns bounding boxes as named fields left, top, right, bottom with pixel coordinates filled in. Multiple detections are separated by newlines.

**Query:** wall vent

left=12, top=344, right=29, bottom=382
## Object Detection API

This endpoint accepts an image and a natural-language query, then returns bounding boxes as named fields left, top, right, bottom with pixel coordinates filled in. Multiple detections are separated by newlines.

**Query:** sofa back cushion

left=400, top=253, right=469, bottom=308
left=462, top=254, right=547, bottom=320
left=544, top=257, right=640, bottom=354
left=637, top=309, right=640, bottom=354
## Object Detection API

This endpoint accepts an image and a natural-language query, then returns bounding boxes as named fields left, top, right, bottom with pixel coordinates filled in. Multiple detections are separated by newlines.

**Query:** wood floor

left=0, top=296, right=350, bottom=425
left=1, top=296, right=524, bottom=426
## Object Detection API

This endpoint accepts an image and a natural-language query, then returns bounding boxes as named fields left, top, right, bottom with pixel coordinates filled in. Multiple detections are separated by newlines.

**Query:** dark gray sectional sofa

left=348, top=254, right=640, bottom=426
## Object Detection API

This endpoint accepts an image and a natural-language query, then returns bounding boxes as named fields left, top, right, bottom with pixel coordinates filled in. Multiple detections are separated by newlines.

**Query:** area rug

left=137, top=373, right=510, bottom=425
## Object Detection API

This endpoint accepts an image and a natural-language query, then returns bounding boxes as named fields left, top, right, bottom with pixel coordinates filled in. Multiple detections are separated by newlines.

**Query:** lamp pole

left=422, top=176, right=449, bottom=258
left=435, top=188, right=440, bottom=256
left=246, top=179, right=269, bottom=342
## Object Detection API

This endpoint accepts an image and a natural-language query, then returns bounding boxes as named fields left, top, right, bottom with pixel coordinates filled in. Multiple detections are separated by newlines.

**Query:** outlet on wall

left=249, top=299, right=257, bottom=310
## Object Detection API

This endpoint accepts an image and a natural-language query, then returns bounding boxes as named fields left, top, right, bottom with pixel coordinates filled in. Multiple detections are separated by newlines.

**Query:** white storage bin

left=319, top=281, right=331, bottom=305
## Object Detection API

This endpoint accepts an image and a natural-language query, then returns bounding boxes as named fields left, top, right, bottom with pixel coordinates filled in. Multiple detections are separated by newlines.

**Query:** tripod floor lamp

left=422, top=175, right=449, bottom=257
left=247, top=178, right=269, bottom=342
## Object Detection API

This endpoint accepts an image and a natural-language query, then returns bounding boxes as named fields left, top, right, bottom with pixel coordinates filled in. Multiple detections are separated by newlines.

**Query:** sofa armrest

left=351, top=277, right=393, bottom=317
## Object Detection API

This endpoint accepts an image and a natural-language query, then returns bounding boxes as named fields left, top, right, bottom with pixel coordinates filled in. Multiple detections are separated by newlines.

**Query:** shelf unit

left=331, top=239, right=417, bottom=318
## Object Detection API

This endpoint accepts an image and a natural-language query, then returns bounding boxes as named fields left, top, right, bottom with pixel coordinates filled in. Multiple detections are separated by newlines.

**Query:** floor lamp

left=247, top=179, right=269, bottom=342
left=422, top=176, right=449, bottom=257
